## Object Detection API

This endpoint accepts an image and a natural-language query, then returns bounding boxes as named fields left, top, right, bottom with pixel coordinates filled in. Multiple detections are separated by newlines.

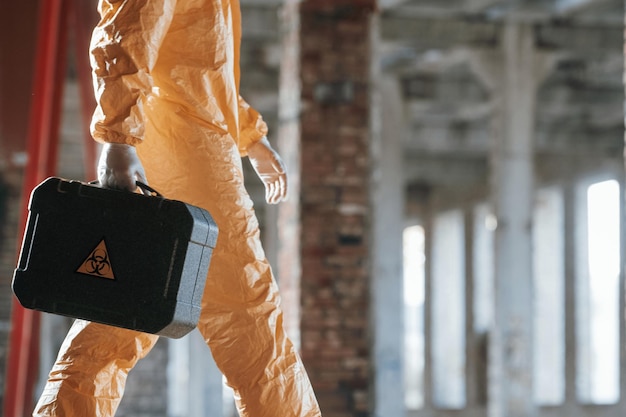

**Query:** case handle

left=135, top=181, right=163, bottom=197
left=88, top=180, right=164, bottom=197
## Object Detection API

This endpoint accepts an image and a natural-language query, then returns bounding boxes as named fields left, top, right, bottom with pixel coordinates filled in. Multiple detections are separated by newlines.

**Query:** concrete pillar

left=276, top=0, right=302, bottom=346
left=467, top=21, right=559, bottom=417
left=487, top=22, right=541, bottom=417
left=370, top=73, right=406, bottom=417
left=298, top=1, right=376, bottom=415
left=187, top=332, right=227, bottom=416
left=167, top=332, right=225, bottom=417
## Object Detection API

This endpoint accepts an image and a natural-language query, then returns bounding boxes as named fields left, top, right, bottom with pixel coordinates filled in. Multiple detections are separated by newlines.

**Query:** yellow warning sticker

left=76, top=239, right=115, bottom=280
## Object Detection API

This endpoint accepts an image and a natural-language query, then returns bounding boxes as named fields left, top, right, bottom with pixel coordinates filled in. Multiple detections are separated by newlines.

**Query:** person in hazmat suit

left=32, top=1, right=322, bottom=416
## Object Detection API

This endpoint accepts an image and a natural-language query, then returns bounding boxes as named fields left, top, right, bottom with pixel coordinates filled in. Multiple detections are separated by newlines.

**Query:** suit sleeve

left=237, top=95, right=269, bottom=156
left=90, top=0, right=175, bottom=145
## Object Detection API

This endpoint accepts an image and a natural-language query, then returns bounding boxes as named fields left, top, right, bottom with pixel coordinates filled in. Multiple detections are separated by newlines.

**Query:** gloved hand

left=97, top=143, right=148, bottom=192
left=247, top=137, right=288, bottom=204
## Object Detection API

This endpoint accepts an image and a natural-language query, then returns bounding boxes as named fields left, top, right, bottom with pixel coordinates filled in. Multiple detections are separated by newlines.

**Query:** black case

left=12, top=177, right=218, bottom=338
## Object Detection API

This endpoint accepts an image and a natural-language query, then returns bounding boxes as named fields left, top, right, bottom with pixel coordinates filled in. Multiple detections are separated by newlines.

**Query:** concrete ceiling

left=381, top=0, right=622, bottom=20
left=239, top=0, right=624, bottom=191
left=377, top=0, right=624, bottom=187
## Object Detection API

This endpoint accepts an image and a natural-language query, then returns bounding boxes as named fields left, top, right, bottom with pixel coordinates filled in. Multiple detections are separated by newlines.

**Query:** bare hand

left=247, top=137, right=288, bottom=204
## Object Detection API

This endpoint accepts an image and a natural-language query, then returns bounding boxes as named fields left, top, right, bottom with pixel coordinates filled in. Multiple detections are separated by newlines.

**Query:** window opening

left=473, top=203, right=494, bottom=334
left=577, top=179, right=620, bottom=404
left=472, top=204, right=495, bottom=403
left=403, top=225, right=426, bottom=410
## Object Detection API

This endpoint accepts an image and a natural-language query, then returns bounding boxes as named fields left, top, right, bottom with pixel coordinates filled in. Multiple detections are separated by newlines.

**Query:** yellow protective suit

left=33, top=1, right=321, bottom=416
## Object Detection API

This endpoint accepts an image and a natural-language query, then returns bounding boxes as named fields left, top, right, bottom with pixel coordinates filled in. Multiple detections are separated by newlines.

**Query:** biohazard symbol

left=76, top=239, right=115, bottom=280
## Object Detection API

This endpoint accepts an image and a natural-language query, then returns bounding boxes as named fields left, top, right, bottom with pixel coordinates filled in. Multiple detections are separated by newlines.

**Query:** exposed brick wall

left=299, top=2, right=374, bottom=416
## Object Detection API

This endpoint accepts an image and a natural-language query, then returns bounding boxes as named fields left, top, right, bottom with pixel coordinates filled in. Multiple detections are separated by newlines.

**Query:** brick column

left=298, top=1, right=375, bottom=416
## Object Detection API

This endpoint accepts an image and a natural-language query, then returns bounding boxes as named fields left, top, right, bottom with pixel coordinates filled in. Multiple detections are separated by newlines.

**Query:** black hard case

left=12, top=177, right=218, bottom=338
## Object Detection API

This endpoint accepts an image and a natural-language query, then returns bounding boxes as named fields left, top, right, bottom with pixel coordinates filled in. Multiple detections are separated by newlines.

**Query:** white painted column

left=370, top=43, right=407, bottom=416
left=167, top=331, right=224, bottom=417
left=488, top=22, right=538, bottom=417
left=275, top=0, right=302, bottom=346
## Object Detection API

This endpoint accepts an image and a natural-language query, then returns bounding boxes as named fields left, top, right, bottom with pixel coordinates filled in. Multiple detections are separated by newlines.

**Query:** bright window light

left=403, top=225, right=425, bottom=410
left=473, top=203, right=494, bottom=334
left=577, top=179, right=620, bottom=405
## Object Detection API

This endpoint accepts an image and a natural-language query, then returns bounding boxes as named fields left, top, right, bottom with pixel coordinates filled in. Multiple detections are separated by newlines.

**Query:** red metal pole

left=4, top=0, right=68, bottom=415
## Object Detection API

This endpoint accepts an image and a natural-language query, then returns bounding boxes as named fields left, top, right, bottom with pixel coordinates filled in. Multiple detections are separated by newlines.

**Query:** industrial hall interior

left=0, top=0, right=624, bottom=416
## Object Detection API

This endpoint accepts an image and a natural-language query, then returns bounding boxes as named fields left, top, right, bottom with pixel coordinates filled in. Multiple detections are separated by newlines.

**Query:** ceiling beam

left=464, top=0, right=503, bottom=13
left=555, top=0, right=613, bottom=14
left=404, top=154, right=488, bottom=186
left=535, top=22, right=623, bottom=53
left=380, top=16, right=500, bottom=48
left=381, top=14, right=622, bottom=54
